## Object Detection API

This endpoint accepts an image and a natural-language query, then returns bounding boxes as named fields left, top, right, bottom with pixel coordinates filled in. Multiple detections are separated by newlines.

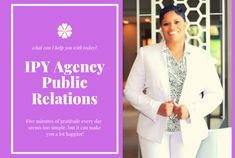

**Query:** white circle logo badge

left=57, top=23, right=72, bottom=39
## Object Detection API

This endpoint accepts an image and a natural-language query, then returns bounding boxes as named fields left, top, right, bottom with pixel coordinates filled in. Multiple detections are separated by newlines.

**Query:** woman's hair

left=159, top=5, right=186, bottom=25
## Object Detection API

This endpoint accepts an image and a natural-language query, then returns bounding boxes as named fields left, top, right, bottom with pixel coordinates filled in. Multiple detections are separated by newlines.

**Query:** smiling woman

left=159, top=6, right=187, bottom=61
left=124, top=4, right=223, bottom=158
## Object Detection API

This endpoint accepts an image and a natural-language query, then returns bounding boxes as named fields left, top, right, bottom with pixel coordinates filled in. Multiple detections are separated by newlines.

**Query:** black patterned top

left=165, top=49, right=187, bottom=132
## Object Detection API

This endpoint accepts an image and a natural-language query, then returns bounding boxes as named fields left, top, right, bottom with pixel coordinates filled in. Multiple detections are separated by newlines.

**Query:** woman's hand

left=157, top=100, right=175, bottom=117
left=173, top=104, right=190, bottom=120
left=157, top=100, right=190, bottom=119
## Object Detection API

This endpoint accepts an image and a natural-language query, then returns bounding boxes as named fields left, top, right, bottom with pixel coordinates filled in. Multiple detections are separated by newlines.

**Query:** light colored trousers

left=139, top=132, right=201, bottom=158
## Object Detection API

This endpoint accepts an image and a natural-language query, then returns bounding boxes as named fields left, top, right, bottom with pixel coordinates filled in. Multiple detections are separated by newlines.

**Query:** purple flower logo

left=57, top=23, right=72, bottom=39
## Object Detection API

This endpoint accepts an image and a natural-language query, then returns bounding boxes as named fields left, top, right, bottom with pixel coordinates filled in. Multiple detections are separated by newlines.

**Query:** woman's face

left=161, top=11, right=186, bottom=43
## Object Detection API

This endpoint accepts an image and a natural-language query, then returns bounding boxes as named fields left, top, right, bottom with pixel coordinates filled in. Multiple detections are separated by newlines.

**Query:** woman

left=124, top=5, right=223, bottom=158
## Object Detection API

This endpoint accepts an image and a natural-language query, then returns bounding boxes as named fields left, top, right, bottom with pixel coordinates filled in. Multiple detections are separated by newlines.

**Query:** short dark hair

left=159, top=5, right=186, bottom=25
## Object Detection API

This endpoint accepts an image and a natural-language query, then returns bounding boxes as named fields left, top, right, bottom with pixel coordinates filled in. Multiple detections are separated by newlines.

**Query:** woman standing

left=124, top=5, right=223, bottom=158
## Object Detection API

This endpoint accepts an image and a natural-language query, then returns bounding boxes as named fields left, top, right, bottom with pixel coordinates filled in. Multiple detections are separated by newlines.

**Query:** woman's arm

left=124, top=48, right=163, bottom=122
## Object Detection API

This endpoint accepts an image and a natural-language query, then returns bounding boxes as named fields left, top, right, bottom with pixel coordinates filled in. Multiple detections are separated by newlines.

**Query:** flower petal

left=57, top=25, right=63, bottom=31
left=62, top=33, right=67, bottom=39
left=66, top=32, right=72, bottom=37
left=57, top=31, right=63, bottom=37
left=66, top=25, right=72, bottom=31
left=62, top=23, right=68, bottom=29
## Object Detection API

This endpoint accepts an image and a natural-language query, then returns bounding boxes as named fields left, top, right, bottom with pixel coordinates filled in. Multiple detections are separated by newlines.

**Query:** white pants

left=139, top=132, right=201, bottom=158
